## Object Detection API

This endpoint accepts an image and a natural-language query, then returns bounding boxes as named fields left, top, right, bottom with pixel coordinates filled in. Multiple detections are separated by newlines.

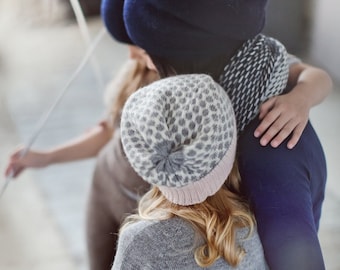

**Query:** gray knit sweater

left=112, top=217, right=268, bottom=270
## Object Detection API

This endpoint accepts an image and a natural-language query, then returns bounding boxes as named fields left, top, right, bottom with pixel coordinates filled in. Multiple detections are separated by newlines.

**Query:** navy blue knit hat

left=101, top=0, right=268, bottom=60
left=101, top=0, right=133, bottom=44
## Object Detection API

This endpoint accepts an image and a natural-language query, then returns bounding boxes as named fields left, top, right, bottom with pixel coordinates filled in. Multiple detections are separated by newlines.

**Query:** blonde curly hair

left=121, top=163, right=255, bottom=268
left=104, top=58, right=159, bottom=129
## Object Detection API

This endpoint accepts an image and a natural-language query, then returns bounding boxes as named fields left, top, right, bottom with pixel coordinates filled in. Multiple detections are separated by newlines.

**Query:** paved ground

left=0, top=6, right=125, bottom=269
left=0, top=5, right=339, bottom=270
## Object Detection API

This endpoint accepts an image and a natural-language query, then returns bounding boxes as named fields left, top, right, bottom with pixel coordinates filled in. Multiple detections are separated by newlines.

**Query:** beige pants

left=85, top=131, right=150, bottom=270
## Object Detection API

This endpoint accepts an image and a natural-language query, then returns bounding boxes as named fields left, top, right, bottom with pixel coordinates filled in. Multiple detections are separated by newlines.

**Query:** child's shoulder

left=121, top=217, right=198, bottom=252
left=124, top=217, right=195, bottom=241
left=116, top=218, right=200, bottom=268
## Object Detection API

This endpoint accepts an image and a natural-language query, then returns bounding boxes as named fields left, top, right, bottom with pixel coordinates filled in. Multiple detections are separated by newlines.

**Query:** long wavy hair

left=104, top=58, right=159, bottom=128
left=121, top=163, right=255, bottom=267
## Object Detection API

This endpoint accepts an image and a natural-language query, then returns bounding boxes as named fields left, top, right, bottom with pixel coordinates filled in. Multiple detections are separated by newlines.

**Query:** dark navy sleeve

left=237, top=117, right=327, bottom=270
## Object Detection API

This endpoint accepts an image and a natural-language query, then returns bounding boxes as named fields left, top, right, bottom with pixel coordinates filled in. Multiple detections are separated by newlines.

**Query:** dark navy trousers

left=238, top=118, right=326, bottom=270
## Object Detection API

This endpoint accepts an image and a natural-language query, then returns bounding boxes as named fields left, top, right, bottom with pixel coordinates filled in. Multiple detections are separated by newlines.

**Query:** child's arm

left=254, top=62, right=333, bottom=149
left=5, top=122, right=112, bottom=178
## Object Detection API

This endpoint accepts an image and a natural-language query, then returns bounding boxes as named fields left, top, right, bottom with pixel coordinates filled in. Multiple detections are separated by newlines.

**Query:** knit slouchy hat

left=101, top=0, right=268, bottom=60
left=121, top=74, right=237, bottom=206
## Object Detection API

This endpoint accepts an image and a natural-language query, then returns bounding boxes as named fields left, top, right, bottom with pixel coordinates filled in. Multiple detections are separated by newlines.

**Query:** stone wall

left=264, top=0, right=340, bottom=83
left=264, top=0, right=312, bottom=55
left=310, top=0, right=340, bottom=83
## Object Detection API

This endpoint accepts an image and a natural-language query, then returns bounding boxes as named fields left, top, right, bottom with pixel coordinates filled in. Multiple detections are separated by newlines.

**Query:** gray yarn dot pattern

left=121, top=74, right=235, bottom=188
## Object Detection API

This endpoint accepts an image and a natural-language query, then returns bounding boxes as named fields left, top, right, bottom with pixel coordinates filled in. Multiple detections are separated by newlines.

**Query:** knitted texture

left=101, top=0, right=267, bottom=60
left=101, top=0, right=132, bottom=44
left=219, top=34, right=289, bottom=133
left=112, top=218, right=268, bottom=270
left=121, top=74, right=236, bottom=205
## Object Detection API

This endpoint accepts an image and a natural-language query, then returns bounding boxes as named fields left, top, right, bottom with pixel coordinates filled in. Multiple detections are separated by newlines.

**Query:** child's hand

left=254, top=60, right=332, bottom=149
left=254, top=88, right=309, bottom=149
left=4, top=146, right=50, bottom=178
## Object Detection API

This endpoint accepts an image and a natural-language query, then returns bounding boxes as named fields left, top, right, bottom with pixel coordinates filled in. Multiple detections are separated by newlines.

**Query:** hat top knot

left=151, top=141, right=184, bottom=175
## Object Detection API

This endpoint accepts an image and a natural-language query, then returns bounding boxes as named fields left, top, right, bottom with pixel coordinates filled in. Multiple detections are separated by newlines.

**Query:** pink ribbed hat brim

left=159, top=126, right=237, bottom=206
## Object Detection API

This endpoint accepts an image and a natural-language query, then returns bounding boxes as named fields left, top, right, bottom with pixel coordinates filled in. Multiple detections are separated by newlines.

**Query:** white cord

left=0, top=27, right=107, bottom=200
left=0, top=172, right=13, bottom=200
left=69, top=0, right=104, bottom=90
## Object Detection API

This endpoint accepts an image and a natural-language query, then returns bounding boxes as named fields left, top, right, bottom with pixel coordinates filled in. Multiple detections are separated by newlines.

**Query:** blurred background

left=0, top=1, right=339, bottom=270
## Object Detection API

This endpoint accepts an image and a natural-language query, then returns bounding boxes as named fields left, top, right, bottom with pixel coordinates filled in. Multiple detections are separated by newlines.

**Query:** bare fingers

left=257, top=118, right=306, bottom=149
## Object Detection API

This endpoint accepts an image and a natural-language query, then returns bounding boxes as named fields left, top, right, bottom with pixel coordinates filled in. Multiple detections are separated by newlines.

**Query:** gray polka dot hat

left=121, top=74, right=237, bottom=206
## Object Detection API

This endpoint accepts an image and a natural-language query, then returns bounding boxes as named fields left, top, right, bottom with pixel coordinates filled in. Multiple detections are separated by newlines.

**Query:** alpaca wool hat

left=121, top=74, right=237, bottom=206
left=101, top=0, right=268, bottom=60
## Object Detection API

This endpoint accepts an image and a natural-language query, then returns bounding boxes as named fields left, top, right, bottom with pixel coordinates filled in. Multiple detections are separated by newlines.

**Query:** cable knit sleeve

left=219, top=34, right=289, bottom=133
left=287, top=53, right=302, bottom=66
